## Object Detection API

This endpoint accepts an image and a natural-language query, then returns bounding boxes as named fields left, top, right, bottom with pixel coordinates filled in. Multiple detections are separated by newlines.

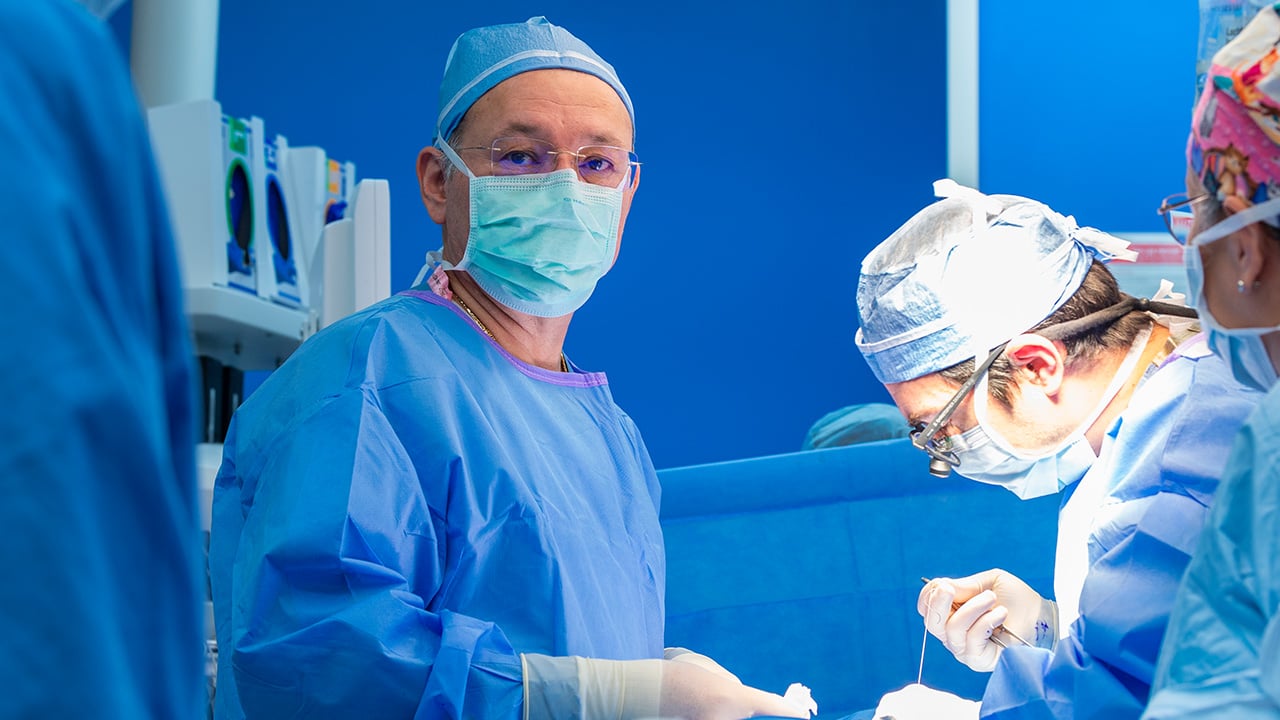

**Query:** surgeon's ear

left=417, top=146, right=449, bottom=225
left=1220, top=194, right=1267, bottom=281
left=1003, top=334, right=1067, bottom=396
left=1233, top=221, right=1270, bottom=289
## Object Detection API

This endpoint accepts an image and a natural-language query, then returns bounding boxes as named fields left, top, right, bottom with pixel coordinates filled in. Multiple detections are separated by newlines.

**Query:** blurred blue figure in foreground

left=0, top=0, right=203, bottom=717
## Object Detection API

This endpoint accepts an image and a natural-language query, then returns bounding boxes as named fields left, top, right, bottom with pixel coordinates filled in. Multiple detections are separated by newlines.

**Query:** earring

left=1238, top=279, right=1247, bottom=294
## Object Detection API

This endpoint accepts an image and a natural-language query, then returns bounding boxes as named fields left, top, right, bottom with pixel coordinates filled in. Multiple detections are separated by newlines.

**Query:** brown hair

left=937, top=260, right=1153, bottom=407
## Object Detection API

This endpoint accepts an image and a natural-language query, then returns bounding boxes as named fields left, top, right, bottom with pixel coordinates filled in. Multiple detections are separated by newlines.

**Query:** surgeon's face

left=885, top=371, right=1072, bottom=457
left=885, top=373, right=979, bottom=446
left=419, top=69, right=638, bottom=266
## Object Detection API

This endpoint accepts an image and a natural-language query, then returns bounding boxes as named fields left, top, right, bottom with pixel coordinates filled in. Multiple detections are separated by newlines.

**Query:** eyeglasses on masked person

left=456, top=136, right=641, bottom=189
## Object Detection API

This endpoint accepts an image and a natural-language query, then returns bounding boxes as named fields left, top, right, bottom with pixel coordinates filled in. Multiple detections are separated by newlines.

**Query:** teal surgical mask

left=1184, top=246, right=1279, bottom=392
left=433, top=142, right=623, bottom=318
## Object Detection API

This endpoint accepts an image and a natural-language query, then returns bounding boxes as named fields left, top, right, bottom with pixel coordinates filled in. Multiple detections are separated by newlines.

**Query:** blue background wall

left=203, top=0, right=948, bottom=470
left=658, top=440, right=1060, bottom=714
left=102, top=1, right=1208, bottom=711
left=978, top=0, right=1198, bottom=234
left=112, top=1, right=1202, bottom=470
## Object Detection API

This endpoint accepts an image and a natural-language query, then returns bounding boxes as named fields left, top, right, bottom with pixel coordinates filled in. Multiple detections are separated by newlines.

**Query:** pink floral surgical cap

left=1190, top=4, right=1280, bottom=204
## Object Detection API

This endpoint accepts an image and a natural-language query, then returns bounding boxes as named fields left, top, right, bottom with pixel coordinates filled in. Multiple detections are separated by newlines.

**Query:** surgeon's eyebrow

left=494, top=121, right=625, bottom=146
left=493, top=121, right=544, bottom=138
left=906, top=411, right=956, bottom=436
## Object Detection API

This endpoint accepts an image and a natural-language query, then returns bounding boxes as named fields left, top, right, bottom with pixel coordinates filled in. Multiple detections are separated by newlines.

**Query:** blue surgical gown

left=0, top=1, right=203, bottom=717
left=210, top=288, right=666, bottom=719
left=978, top=337, right=1260, bottom=719
left=1142, top=382, right=1280, bottom=718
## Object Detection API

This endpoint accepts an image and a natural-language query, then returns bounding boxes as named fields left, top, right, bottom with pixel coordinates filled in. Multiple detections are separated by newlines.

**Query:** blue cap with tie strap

left=855, top=181, right=1138, bottom=384
left=434, top=17, right=634, bottom=144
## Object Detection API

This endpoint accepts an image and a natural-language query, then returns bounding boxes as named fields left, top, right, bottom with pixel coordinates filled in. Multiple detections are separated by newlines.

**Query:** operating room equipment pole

left=130, top=0, right=220, bottom=109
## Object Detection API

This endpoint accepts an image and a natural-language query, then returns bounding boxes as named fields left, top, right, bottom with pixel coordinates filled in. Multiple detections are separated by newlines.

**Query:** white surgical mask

left=1184, top=247, right=1279, bottom=392
left=950, top=331, right=1148, bottom=499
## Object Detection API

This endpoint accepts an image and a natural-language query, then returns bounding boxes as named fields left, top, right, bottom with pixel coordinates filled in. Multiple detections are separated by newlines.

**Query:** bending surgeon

left=857, top=182, right=1259, bottom=719
left=209, top=16, right=804, bottom=720
left=1146, top=7, right=1280, bottom=716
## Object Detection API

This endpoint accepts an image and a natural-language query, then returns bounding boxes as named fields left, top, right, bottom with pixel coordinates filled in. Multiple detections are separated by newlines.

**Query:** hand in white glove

left=874, top=683, right=979, bottom=720
left=659, top=660, right=808, bottom=719
left=522, top=653, right=807, bottom=720
left=665, top=647, right=741, bottom=684
left=663, top=650, right=817, bottom=718
left=920, top=569, right=1054, bottom=672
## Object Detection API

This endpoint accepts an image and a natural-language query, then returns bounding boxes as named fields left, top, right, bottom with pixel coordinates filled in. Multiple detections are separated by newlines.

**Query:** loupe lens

left=928, top=456, right=953, bottom=478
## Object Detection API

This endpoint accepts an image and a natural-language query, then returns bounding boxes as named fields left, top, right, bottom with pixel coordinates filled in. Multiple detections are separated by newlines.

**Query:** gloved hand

left=664, top=647, right=741, bottom=684
left=874, top=683, right=979, bottom=720
left=522, top=653, right=807, bottom=720
left=920, top=569, right=1057, bottom=672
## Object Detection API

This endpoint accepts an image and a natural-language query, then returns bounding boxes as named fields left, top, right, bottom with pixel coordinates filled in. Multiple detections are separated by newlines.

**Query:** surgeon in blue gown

left=0, top=1, right=203, bottom=717
left=856, top=181, right=1259, bottom=719
left=1143, top=8, right=1280, bottom=717
left=209, top=17, right=805, bottom=720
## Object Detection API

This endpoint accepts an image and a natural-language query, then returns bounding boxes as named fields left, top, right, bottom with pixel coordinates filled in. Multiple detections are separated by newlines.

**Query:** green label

left=227, top=117, right=249, bottom=155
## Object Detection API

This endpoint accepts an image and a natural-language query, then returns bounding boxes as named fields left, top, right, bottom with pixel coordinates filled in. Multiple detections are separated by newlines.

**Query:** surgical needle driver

left=920, top=577, right=1031, bottom=649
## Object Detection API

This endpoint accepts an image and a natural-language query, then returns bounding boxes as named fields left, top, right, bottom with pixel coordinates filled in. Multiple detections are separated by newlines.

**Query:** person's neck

left=448, top=272, right=571, bottom=372
left=1083, top=323, right=1170, bottom=452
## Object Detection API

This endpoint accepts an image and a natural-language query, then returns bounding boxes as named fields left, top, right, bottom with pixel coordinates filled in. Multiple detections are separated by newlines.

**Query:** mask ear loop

left=436, top=140, right=478, bottom=180
left=1191, top=194, right=1280, bottom=247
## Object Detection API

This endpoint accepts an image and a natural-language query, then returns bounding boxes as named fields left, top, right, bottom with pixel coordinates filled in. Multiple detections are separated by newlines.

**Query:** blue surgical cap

left=435, top=16, right=634, bottom=143
left=802, top=403, right=911, bottom=451
left=855, top=181, right=1136, bottom=385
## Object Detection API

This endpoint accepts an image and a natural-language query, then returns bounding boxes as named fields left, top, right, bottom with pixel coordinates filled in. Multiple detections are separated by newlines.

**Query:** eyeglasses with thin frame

left=1157, top=192, right=1210, bottom=245
left=456, top=136, right=641, bottom=188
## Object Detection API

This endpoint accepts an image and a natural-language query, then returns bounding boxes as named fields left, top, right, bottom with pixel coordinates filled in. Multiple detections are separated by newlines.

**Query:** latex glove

left=522, top=653, right=807, bottom=720
left=920, top=569, right=1056, bottom=672
left=664, top=649, right=816, bottom=717
left=874, top=683, right=979, bottom=720
left=782, top=683, right=818, bottom=717
left=664, top=647, right=741, bottom=684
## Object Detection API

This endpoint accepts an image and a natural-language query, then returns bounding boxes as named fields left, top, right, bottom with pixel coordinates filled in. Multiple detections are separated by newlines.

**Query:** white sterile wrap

left=1151, top=278, right=1200, bottom=338
left=783, top=683, right=818, bottom=717
left=875, top=683, right=980, bottom=720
